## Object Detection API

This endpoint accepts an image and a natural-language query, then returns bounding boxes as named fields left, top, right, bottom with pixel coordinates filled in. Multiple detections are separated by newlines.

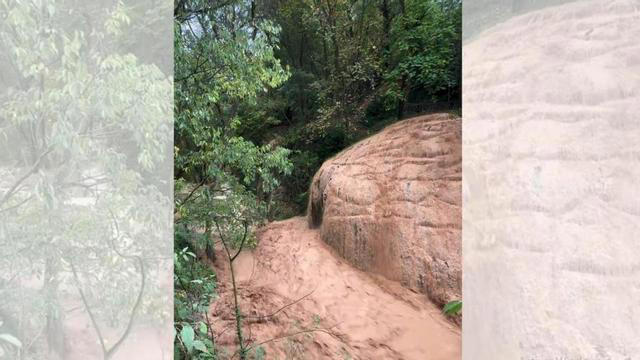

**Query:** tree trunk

left=380, top=0, right=391, bottom=65
left=44, top=257, right=65, bottom=360
left=396, top=75, right=408, bottom=119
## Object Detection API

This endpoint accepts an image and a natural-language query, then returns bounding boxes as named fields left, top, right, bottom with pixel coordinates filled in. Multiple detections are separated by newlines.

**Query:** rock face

left=308, top=113, right=461, bottom=306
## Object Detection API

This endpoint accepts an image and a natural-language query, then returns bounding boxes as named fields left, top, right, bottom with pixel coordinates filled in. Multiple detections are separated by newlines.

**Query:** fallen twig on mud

left=244, top=288, right=317, bottom=323
left=231, top=323, right=345, bottom=359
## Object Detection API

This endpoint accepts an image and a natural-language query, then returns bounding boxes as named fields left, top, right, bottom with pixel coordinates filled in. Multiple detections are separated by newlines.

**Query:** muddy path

left=210, top=217, right=460, bottom=359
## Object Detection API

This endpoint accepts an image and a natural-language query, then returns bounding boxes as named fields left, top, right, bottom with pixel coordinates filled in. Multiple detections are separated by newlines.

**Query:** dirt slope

left=210, top=218, right=460, bottom=359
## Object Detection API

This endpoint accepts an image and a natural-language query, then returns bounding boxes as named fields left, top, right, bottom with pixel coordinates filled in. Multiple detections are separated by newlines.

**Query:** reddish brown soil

left=210, top=218, right=460, bottom=359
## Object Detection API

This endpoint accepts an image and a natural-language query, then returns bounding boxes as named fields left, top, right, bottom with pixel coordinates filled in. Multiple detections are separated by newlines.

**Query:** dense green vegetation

left=1, top=1, right=172, bottom=359
left=174, top=0, right=461, bottom=358
left=241, top=0, right=462, bottom=214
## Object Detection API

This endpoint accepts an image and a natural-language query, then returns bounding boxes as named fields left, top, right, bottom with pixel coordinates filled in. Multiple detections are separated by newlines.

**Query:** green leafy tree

left=0, top=0, right=172, bottom=359
left=384, top=0, right=461, bottom=117
left=231, top=0, right=461, bottom=215
left=174, top=0, right=293, bottom=358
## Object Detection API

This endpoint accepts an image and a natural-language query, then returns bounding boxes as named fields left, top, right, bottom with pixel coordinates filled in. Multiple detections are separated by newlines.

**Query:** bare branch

left=176, top=178, right=206, bottom=211
left=234, top=324, right=345, bottom=359
left=68, top=259, right=109, bottom=356
left=0, top=146, right=53, bottom=208
left=67, top=211, right=147, bottom=360
left=105, top=210, right=147, bottom=359
left=0, top=195, right=33, bottom=214
left=244, top=288, right=316, bottom=323
left=229, top=220, right=248, bottom=262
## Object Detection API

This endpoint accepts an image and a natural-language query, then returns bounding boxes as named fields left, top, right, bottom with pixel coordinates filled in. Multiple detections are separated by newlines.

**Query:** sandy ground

left=463, top=1, right=640, bottom=358
left=210, top=217, right=460, bottom=359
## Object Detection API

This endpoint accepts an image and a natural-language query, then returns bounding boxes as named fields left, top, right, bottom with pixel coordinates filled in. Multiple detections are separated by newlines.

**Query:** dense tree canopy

left=242, top=0, right=462, bottom=213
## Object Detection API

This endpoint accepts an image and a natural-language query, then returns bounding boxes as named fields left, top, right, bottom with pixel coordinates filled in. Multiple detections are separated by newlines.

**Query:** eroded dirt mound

left=210, top=218, right=460, bottom=359
left=308, top=113, right=462, bottom=306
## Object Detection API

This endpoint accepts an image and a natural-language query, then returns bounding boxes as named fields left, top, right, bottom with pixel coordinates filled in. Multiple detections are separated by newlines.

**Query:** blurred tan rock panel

left=463, top=0, right=640, bottom=358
